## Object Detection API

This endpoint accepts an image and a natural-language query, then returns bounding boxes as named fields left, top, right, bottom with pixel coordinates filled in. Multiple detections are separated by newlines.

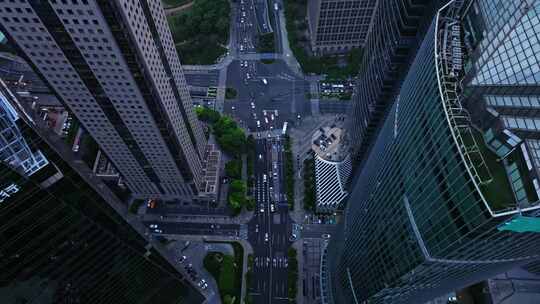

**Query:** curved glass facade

left=328, top=1, right=540, bottom=303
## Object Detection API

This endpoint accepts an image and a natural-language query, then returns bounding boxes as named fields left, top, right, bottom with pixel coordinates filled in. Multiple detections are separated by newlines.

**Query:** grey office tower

left=0, top=0, right=206, bottom=201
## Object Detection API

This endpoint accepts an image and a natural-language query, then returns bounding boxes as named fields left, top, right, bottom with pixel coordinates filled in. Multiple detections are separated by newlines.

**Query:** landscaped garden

left=303, top=157, right=316, bottom=211
left=195, top=107, right=255, bottom=214
left=167, top=0, right=230, bottom=64
left=203, top=242, right=244, bottom=304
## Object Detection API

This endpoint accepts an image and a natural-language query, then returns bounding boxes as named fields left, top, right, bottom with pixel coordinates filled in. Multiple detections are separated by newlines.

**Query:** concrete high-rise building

left=346, top=0, right=443, bottom=165
left=0, top=80, right=204, bottom=303
left=324, top=0, right=540, bottom=303
left=307, top=0, right=377, bottom=55
left=0, top=0, right=206, bottom=201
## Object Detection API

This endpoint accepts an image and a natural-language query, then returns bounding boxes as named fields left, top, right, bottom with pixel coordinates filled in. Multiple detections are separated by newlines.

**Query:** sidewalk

left=276, top=1, right=303, bottom=77
left=292, top=240, right=304, bottom=304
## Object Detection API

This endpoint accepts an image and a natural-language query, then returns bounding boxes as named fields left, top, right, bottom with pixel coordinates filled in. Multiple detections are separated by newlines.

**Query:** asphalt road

left=225, top=59, right=310, bottom=131
left=237, top=0, right=257, bottom=54
left=143, top=221, right=240, bottom=237
left=184, top=69, right=219, bottom=88
left=248, top=138, right=292, bottom=304
left=254, top=0, right=272, bottom=34
left=147, top=204, right=233, bottom=216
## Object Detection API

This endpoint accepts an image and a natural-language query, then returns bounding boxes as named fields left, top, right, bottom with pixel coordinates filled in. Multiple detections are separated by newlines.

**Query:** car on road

left=264, top=117, right=269, bottom=124
left=322, top=234, right=331, bottom=239
left=271, top=114, right=275, bottom=121
left=255, top=224, right=259, bottom=233
left=270, top=203, right=275, bottom=213
left=260, top=206, right=265, bottom=213
left=264, top=233, right=269, bottom=242
left=263, top=174, right=267, bottom=182
left=262, top=78, right=268, bottom=85
left=149, top=224, right=158, bottom=228
left=258, top=154, right=262, bottom=160
left=250, top=102, right=255, bottom=109
left=257, top=132, right=261, bottom=138
left=179, top=255, right=186, bottom=263
left=147, top=199, right=157, bottom=209
left=257, top=120, right=261, bottom=128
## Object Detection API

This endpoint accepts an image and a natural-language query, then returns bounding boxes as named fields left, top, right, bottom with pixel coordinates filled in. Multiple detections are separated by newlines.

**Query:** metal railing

left=435, top=2, right=493, bottom=187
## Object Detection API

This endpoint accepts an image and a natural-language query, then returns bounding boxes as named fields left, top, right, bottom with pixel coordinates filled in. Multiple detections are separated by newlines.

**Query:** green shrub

left=225, top=87, right=238, bottom=99
left=225, top=159, right=242, bottom=179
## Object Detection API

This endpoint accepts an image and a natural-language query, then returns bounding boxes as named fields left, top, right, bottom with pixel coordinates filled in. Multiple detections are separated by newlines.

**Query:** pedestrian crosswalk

left=239, top=224, right=249, bottom=239
left=254, top=256, right=288, bottom=269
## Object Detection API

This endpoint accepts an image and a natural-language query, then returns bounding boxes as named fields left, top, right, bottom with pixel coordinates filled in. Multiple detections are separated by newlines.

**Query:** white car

left=149, top=224, right=158, bottom=228
left=257, top=120, right=261, bottom=128
left=250, top=102, right=255, bottom=109
left=258, top=154, right=262, bottom=160
left=270, top=204, right=275, bottom=213
left=271, top=114, right=275, bottom=121
left=322, top=234, right=331, bottom=239
left=154, top=229, right=163, bottom=233
left=264, top=233, right=269, bottom=242
left=260, top=206, right=265, bottom=213
left=264, top=117, right=269, bottom=124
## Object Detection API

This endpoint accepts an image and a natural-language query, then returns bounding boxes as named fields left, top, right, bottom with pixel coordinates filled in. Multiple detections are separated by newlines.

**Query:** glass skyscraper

left=0, top=81, right=202, bottom=303
left=346, top=0, right=443, bottom=165
left=325, top=0, right=540, bottom=303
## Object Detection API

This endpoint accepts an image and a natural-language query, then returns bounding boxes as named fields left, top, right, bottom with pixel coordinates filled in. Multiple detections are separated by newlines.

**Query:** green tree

left=228, top=179, right=247, bottom=211
left=195, top=106, right=220, bottom=123
left=225, top=159, right=242, bottom=179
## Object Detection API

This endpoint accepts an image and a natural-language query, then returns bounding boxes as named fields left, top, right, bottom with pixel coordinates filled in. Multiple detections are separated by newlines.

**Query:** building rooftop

left=199, top=144, right=221, bottom=199
left=311, top=126, right=348, bottom=162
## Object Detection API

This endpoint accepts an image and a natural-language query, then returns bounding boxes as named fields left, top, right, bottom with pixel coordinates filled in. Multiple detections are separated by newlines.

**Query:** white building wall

left=315, top=154, right=352, bottom=212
